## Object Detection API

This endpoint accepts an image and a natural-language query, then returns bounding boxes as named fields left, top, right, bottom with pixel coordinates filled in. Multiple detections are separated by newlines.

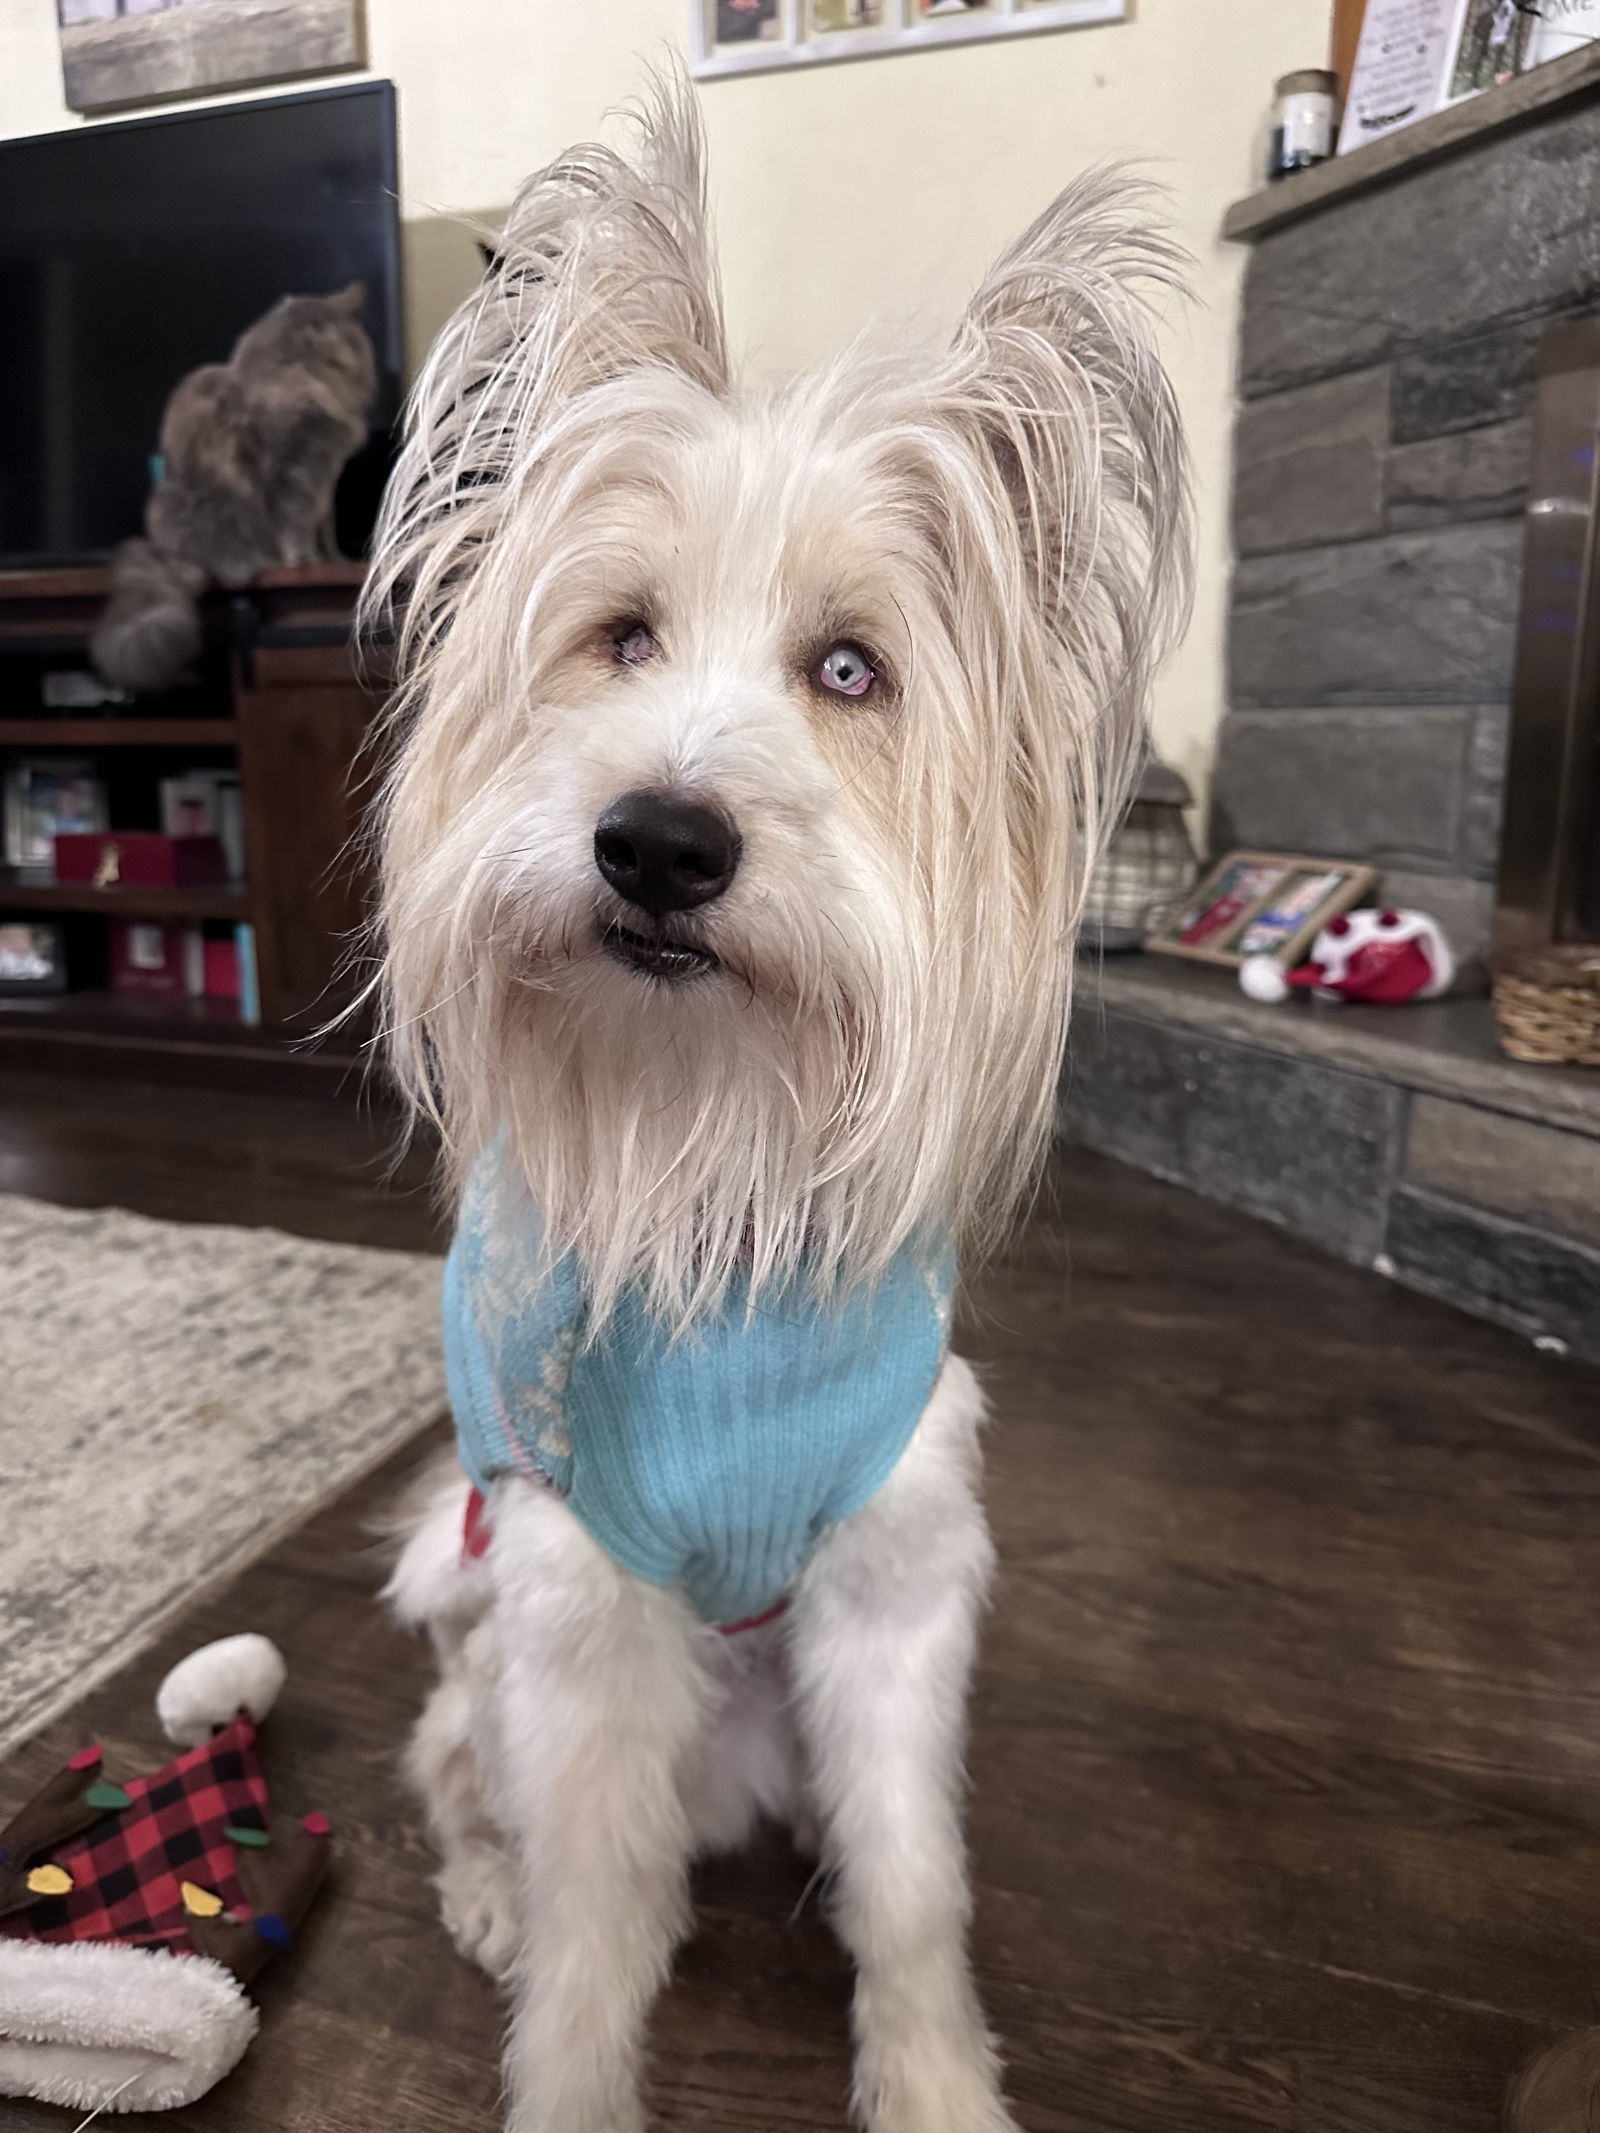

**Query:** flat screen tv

left=0, top=80, right=403, bottom=568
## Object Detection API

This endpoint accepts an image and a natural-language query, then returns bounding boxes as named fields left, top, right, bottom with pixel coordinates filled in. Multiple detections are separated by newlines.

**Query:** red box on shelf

left=53, top=831, right=228, bottom=889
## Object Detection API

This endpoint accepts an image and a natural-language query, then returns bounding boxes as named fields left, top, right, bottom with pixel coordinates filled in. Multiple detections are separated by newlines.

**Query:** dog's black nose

left=594, top=790, right=741, bottom=916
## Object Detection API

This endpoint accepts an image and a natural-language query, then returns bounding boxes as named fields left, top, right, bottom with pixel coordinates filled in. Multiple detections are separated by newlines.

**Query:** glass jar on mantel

left=1080, top=759, right=1199, bottom=956
left=1268, top=67, right=1338, bottom=182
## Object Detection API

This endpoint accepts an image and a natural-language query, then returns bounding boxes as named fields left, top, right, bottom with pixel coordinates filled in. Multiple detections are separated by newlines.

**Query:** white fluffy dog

left=373, top=79, right=1188, bottom=2133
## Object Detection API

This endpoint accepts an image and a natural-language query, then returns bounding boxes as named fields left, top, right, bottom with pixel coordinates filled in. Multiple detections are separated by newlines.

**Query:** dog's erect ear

left=366, top=73, right=725, bottom=668
left=959, top=167, right=1189, bottom=638
left=484, top=70, right=727, bottom=406
left=938, top=169, right=1192, bottom=782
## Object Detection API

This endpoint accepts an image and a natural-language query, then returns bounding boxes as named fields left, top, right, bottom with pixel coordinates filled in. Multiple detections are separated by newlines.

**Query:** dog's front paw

left=435, top=1841, right=522, bottom=1981
left=856, top=2033, right=1021, bottom=2133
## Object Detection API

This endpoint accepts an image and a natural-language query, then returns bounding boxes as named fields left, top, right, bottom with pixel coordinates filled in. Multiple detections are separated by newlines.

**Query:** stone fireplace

left=1214, top=69, right=1600, bottom=964
left=1061, top=51, right=1600, bottom=1361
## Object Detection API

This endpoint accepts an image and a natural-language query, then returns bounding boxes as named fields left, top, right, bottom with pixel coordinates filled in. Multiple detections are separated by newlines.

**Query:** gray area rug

left=0, top=1194, right=446, bottom=1758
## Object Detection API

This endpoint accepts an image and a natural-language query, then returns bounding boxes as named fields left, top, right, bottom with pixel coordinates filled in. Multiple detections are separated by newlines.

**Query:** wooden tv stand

left=0, top=562, right=382, bottom=1095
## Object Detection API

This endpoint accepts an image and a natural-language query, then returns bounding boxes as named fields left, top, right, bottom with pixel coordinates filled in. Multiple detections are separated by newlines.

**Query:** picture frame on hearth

left=1147, top=851, right=1378, bottom=969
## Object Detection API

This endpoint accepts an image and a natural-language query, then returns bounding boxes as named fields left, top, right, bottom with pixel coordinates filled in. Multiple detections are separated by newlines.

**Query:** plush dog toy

left=0, top=1635, right=328, bottom=2114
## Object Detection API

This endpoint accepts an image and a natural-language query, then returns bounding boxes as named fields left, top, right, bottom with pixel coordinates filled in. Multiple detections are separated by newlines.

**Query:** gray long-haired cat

left=92, top=283, right=377, bottom=693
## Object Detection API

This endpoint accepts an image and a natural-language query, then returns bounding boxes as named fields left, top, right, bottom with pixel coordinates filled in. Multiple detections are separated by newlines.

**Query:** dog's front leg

left=488, top=1483, right=710, bottom=2133
left=788, top=1357, right=1017, bottom=2133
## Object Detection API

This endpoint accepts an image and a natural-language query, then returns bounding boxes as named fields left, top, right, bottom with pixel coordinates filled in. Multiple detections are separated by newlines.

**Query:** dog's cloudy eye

left=614, top=623, right=657, bottom=666
left=817, top=642, right=875, bottom=699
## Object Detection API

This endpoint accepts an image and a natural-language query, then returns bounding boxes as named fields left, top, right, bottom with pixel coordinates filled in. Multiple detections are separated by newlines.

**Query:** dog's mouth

left=602, top=922, right=720, bottom=983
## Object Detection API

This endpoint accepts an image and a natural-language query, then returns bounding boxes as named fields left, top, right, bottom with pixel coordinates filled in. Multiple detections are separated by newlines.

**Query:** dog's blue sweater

left=442, top=1154, right=953, bottom=1625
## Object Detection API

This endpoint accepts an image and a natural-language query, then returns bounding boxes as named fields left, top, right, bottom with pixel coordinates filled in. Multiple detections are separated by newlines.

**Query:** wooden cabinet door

left=234, top=644, right=381, bottom=1031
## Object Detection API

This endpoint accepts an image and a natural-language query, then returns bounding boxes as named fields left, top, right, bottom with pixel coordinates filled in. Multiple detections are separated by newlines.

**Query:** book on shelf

left=201, top=931, right=240, bottom=1003
left=235, top=923, right=260, bottom=1025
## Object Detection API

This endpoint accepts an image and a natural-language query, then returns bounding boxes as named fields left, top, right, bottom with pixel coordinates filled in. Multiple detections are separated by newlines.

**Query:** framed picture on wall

left=1147, top=851, right=1378, bottom=970
left=715, top=0, right=782, bottom=42
left=57, top=0, right=366, bottom=116
left=692, top=0, right=1127, bottom=79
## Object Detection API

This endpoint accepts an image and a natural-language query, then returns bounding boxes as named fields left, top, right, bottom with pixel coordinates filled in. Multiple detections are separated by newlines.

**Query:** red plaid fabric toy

left=10, top=1719, right=271, bottom=1951
left=0, top=1636, right=329, bottom=2114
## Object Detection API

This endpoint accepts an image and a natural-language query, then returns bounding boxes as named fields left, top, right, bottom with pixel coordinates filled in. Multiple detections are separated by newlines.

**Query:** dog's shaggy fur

left=372, top=78, right=1189, bottom=2133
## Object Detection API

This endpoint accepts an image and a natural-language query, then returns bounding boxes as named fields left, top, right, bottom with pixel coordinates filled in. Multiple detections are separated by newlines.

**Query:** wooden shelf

left=1224, top=42, right=1600, bottom=243
left=0, top=875, right=249, bottom=920
left=0, top=990, right=254, bottom=1036
left=0, top=567, right=107, bottom=603
left=0, top=563, right=375, bottom=1087
left=0, top=561, right=368, bottom=602
left=0, top=987, right=371, bottom=1097
left=0, top=719, right=237, bottom=748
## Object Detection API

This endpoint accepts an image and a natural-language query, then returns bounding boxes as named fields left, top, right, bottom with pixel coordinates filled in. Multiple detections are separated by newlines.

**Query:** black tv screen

left=0, top=80, right=403, bottom=567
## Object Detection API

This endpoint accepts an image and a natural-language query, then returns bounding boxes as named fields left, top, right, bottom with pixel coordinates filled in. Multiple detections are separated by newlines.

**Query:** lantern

left=1080, top=759, right=1199, bottom=954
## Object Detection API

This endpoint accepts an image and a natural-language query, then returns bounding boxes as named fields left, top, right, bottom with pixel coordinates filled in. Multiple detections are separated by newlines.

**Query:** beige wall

left=0, top=0, right=1328, bottom=801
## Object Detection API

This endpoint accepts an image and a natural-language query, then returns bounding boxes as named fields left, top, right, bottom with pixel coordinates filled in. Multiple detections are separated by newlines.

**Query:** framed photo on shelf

left=1147, top=851, right=1378, bottom=970
left=2, top=759, right=108, bottom=879
left=691, top=0, right=1126, bottom=79
left=0, top=920, right=68, bottom=995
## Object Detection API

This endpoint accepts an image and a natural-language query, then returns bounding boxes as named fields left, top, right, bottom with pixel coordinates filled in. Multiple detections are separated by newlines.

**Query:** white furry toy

left=371, top=78, right=1189, bottom=2133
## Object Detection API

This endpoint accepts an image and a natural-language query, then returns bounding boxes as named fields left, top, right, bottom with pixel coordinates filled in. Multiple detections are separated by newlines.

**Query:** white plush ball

left=1239, top=955, right=1291, bottom=1004
left=156, top=1634, right=286, bottom=1746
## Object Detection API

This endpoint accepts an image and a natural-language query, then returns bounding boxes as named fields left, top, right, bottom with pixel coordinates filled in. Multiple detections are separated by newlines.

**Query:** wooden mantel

left=1225, top=42, right=1600, bottom=245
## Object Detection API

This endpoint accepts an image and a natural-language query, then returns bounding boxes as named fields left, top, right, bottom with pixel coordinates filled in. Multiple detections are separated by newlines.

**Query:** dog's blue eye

left=817, top=642, right=875, bottom=698
left=615, top=624, right=657, bottom=666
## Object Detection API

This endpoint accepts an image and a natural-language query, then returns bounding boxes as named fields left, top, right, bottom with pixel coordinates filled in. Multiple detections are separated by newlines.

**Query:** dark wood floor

left=2, top=1067, right=1598, bottom=2133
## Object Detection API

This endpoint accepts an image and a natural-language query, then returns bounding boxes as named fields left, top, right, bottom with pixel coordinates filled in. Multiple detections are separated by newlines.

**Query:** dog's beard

left=380, top=754, right=962, bottom=1329
left=502, top=954, right=881, bottom=1329
left=402, top=916, right=942, bottom=1332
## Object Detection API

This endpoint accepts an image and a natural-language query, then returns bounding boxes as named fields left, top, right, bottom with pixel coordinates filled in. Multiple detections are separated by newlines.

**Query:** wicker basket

left=1493, top=943, right=1600, bottom=1066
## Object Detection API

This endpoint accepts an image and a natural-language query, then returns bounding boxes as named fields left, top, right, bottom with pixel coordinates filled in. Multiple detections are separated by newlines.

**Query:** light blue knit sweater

left=442, top=1154, right=954, bottom=1625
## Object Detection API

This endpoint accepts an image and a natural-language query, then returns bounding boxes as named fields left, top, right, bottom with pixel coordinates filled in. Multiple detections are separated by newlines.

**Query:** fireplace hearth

left=1061, top=52, right=1600, bottom=1362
